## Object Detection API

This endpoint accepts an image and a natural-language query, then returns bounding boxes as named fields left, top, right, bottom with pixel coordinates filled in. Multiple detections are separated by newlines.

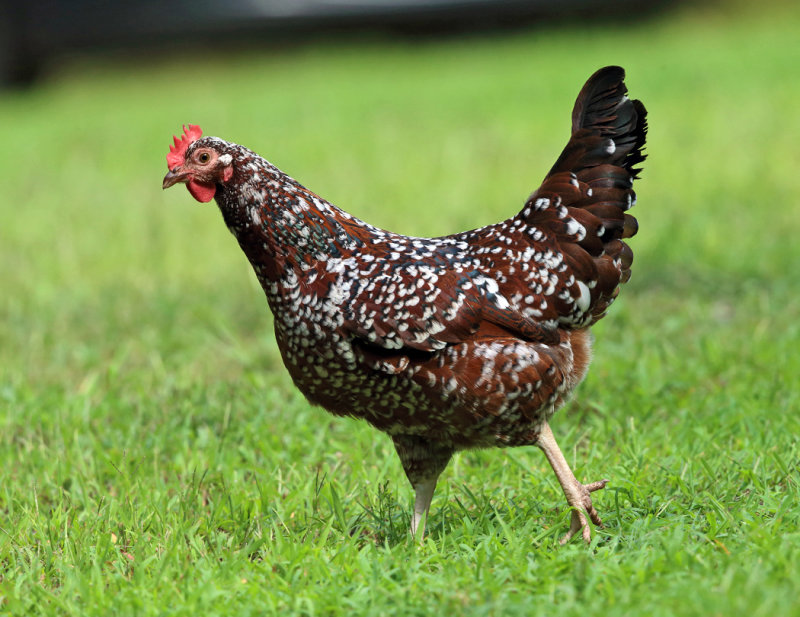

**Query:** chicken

left=162, top=66, right=647, bottom=544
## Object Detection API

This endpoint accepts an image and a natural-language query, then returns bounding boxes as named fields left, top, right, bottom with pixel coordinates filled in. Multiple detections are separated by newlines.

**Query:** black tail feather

left=567, top=65, right=648, bottom=179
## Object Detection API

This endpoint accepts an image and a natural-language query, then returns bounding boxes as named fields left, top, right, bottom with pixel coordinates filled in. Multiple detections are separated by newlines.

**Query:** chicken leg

left=392, top=434, right=453, bottom=540
left=410, top=478, right=437, bottom=539
left=536, top=422, right=608, bottom=544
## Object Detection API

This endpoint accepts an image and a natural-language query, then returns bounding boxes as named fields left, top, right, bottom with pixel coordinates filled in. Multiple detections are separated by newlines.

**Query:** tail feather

left=569, top=66, right=647, bottom=176
left=521, top=66, right=647, bottom=326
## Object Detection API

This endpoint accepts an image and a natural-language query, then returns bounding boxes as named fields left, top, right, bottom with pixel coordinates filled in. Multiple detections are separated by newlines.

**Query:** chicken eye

left=197, top=152, right=211, bottom=164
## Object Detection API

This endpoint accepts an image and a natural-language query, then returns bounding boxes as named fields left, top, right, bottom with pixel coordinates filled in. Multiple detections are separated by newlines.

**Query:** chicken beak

left=162, top=168, right=190, bottom=189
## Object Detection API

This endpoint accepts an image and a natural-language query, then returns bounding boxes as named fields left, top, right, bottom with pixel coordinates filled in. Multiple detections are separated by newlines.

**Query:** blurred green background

left=1, top=1, right=799, bottom=615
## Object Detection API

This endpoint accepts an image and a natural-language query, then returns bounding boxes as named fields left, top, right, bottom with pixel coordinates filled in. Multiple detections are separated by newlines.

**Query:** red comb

left=167, top=124, right=203, bottom=168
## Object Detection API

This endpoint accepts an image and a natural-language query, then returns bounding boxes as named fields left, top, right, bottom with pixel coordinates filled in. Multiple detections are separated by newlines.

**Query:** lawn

left=2, top=2, right=800, bottom=615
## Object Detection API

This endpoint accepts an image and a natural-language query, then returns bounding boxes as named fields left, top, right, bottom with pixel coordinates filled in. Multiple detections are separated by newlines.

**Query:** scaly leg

left=392, top=435, right=453, bottom=540
left=410, top=478, right=437, bottom=539
left=536, top=422, right=608, bottom=544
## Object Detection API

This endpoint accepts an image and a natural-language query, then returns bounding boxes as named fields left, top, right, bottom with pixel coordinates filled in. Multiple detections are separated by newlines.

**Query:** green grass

left=2, top=2, right=800, bottom=615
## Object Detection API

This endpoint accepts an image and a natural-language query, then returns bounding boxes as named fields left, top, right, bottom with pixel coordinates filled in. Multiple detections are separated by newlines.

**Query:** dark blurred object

left=0, top=0, right=664, bottom=88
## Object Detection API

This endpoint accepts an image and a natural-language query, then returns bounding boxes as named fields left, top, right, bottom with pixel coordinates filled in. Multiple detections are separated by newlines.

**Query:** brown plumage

left=162, top=66, right=647, bottom=543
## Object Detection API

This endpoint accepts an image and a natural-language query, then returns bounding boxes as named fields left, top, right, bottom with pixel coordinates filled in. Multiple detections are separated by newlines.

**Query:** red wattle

left=187, top=180, right=216, bottom=203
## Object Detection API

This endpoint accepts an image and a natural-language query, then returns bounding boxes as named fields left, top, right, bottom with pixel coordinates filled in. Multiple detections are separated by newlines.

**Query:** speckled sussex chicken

left=162, top=66, right=646, bottom=544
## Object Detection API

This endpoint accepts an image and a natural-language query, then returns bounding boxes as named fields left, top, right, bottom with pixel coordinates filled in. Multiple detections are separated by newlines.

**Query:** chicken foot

left=536, top=421, right=608, bottom=544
